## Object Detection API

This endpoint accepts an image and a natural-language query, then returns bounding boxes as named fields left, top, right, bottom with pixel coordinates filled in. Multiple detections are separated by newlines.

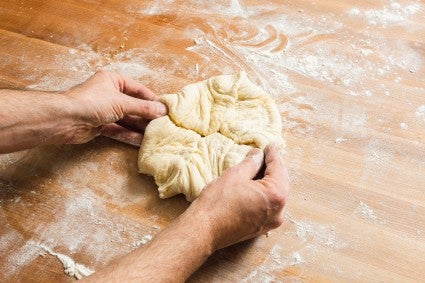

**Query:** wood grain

left=0, top=0, right=424, bottom=282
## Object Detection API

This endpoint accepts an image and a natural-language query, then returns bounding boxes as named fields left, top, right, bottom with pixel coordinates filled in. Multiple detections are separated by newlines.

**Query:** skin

left=0, top=70, right=166, bottom=153
left=0, top=70, right=290, bottom=282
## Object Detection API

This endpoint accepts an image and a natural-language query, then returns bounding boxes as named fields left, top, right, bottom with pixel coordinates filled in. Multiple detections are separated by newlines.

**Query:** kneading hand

left=0, top=70, right=167, bottom=153
left=191, top=143, right=290, bottom=249
left=84, top=144, right=290, bottom=283
left=64, top=70, right=167, bottom=146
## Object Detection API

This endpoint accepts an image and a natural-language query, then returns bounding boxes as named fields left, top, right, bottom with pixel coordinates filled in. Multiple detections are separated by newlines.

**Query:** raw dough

left=138, top=72, right=284, bottom=201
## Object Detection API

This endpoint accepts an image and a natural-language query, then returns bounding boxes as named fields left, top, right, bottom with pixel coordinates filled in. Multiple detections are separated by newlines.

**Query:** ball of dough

left=138, top=72, right=284, bottom=201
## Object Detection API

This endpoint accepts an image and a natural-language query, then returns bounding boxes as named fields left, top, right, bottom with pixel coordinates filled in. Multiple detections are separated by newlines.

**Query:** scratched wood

left=0, top=0, right=425, bottom=282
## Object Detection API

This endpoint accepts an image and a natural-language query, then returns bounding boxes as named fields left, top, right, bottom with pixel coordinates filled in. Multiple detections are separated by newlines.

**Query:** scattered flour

left=103, top=62, right=150, bottom=79
left=40, top=244, right=94, bottom=280
left=415, top=105, right=425, bottom=121
left=291, top=219, right=345, bottom=249
left=357, top=201, right=378, bottom=221
left=348, top=1, right=422, bottom=26
left=133, top=235, right=153, bottom=248
left=400, top=122, right=409, bottom=130
left=184, top=10, right=417, bottom=100
left=242, top=245, right=304, bottom=282
left=195, top=63, right=199, bottom=75
left=194, top=37, right=203, bottom=45
left=348, top=8, right=360, bottom=16
left=139, top=0, right=176, bottom=15
left=335, top=137, right=347, bottom=143
left=4, top=240, right=41, bottom=277
left=0, top=229, right=23, bottom=252
left=34, top=190, right=150, bottom=263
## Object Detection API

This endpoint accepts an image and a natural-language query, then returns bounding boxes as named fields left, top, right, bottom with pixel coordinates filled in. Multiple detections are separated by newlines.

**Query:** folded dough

left=138, top=72, right=284, bottom=201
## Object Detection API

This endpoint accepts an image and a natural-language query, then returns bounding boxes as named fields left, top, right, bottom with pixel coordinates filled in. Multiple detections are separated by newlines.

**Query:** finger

left=225, top=148, right=264, bottom=180
left=121, top=77, right=159, bottom=101
left=102, top=123, right=143, bottom=147
left=263, top=144, right=290, bottom=191
left=117, top=115, right=150, bottom=132
left=122, top=96, right=168, bottom=119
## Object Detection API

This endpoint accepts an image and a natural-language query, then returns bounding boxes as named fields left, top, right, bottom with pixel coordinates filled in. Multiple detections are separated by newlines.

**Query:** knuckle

left=267, top=188, right=287, bottom=209
left=222, top=165, right=242, bottom=180
left=95, top=70, right=116, bottom=82
left=244, top=158, right=256, bottom=168
left=272, top=193, right=286, bottom=208
left=268, top=178, right=290, bottom=202
left=95, top=69, right=108, bottom=78
left=144, top=102, right=158, bottom=116
left=140, top=101, right=153, bottom=113
left=270, top=213, right=285, bottom=229
left=242, top=158, right=256, bottom=169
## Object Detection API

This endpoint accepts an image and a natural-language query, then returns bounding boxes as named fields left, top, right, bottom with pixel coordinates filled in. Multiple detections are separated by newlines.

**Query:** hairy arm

left=0, top=90, right=78, bottom=153
left=84, top=145, right=290, bottom=282
left=0, top=71, right=167, bottom=154
left=85, top=204, right=214, bottom=282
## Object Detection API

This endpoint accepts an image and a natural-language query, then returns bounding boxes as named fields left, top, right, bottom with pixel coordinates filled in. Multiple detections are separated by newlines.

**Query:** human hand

left=82, top=144, right=288, bottom=282
left=64, top=70, right=167, bottom=146
left=189, top=144, right=290, bottom=250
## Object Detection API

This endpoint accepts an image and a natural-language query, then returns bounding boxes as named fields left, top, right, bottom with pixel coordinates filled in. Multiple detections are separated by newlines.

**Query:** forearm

left=84, top=205, right=215, bottom=282
left=0, top=89, right=78, bottom=153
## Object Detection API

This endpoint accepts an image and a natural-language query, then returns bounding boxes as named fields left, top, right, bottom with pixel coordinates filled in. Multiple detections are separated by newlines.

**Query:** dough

left=138, top=72, right=284, bottom=201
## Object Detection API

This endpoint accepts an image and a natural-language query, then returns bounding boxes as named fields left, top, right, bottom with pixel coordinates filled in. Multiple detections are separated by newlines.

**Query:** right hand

left=191, top=144, right=290, bottom=250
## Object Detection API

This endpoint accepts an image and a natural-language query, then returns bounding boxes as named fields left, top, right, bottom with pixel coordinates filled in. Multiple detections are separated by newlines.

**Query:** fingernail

left=156, top=103, right=168, bottom=116
left=267, top=142, right=277, bottom=148
left=266, top=142, right=278, bottom=152
left=247, top=148, right=264, bottom=166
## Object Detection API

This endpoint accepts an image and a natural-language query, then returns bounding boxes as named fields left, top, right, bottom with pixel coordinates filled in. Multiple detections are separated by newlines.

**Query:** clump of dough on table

left=138, top=72, right=284, bottom=201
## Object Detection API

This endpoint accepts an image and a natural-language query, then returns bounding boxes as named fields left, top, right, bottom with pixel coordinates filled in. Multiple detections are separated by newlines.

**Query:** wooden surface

left=1, top=0, right=425, bottom=282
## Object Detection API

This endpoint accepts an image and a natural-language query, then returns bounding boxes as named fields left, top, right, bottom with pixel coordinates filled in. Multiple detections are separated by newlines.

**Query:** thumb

left=226, top=148, right=264, bottom=180
left=121, top=96, right=168, bottom=119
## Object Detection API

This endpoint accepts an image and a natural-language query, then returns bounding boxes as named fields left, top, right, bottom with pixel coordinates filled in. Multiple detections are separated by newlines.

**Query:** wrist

left=34, top=91, right=88, bottom=146
left=51, top=92, right=95, bottom=145
left=181, top=201, right=218, bottom=254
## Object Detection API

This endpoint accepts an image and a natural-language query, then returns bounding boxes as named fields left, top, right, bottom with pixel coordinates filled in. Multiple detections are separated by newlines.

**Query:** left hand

left=64, top=70, right=168, bottom=146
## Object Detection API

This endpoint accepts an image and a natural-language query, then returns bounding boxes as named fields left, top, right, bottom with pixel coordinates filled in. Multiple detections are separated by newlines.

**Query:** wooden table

left=1, top=0, right=425, bottom=281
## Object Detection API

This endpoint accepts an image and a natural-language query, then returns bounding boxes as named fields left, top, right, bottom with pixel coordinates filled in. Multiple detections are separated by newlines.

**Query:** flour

left=34, top=189, right=150, bottom=263
left=195, top=63, right=199, bottom=75
left=293, top=220, right=345, bottom=249
left=194, top=37, right=203, bottom=45
left=0, top=230, right=23, bottom=252
left=358, top=139, right=397, bottom=193
left=183, top=8, right=419, bottom=102
left=3, top=240, right=42, bottom=277
left=347, top=1, right=422, bottom=26
left=357, top=202, right=378, bottom=221
left=400, top=122, right=409, bottom=130
left=415, top=105, right=425, bottom=121
left=40, top=244, right=94, bottom=280
left=242, top=245, right=304, bottom=283
left=133, top=235, right=153, bottom=248
left=347, top=8, right=360, bottom=16
left=138, top=0, right=176, bottom=15
left=103, top=62, right=151, bottom=79
left=25, top=46, right=187, bottom=92
left=25, top=45, right=100, bottom=92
